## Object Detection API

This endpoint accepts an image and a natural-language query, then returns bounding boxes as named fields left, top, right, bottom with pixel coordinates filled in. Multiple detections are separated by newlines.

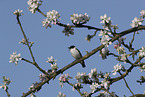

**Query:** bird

left=68, top=45, right=86, bottom=68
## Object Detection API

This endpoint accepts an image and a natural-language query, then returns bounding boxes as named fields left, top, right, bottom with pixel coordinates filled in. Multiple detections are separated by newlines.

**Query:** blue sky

left=0, top=0, right=145, bottom=97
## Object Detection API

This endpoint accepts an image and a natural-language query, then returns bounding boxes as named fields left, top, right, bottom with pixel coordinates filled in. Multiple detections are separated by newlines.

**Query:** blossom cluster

left=139, top=46, right=145, bottom=58
left=13, top=9, right=23, bottom=16
left=130, top=17, right=143, bottom=28
left=100, top=14, right=119, bottom=31
left=75, top=72, right=88, bottom=83
left=89, top=69, right=110, bottom=93
left=88, top=68, right=97, bottom=80
left=46, top=56, right=58, bottom=72
left=90, top=82, right=100, bottom=93
left=90, top=79, right=110, bottom=93
left=59, top=73, right=72, bottom=87
left=42, top=10, right=60, bottom=28
left=140, top=10, right=145, bottom=18
left=99, top=47, right=109, bottom=60
left=99, top=30, right=112, bottom=47
left=138, top=47, right=145, bottom=72
left=0, top=76, right=12, bottom=91
left=27, top=0, right=42, bottom=14
left=113, top=37, right=128, bottom=62
left=130, top=10, right=145, bottom=28
left=73, top=69, right=110, bottom=93
left=62, top=24, right=74, bottom=37
left=9, top=51, right=22, bottom=65
left=112, top=63, right=125, bottom=75
left=58, top=68, right=112, bottom=94
left=70, top=13, right=90, bottom=24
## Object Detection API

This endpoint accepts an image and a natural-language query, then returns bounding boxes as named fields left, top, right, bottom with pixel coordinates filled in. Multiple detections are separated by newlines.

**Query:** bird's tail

left=81, top=61, right=86, bottom=68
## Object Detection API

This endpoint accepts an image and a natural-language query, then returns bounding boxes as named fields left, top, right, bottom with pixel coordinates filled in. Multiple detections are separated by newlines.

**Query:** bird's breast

left=70, top=48, right=81, bottom=59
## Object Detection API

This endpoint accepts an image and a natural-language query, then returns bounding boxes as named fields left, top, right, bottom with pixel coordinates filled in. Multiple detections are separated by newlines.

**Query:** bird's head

left=68, top=45, right=75, bottom=50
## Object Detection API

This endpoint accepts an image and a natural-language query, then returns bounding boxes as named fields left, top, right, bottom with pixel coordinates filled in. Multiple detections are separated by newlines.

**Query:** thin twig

left=16, top=16, right=47, bottom=75
left=130, top=32, right=135, bottom=48
left=66, top=81, right=83, bottom=96
left=16, top=16, right=35, bottom=63
left=6, top=89, right=10, bottom=97
left=119, top=72, right=135, bottom=97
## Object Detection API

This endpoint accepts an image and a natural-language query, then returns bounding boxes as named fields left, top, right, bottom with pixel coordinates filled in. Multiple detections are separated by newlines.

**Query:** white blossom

left=99, top=47, right=109, bottom=60
left=27, top=0, right=42, bottom=14
left=116, top=46, right=125, bottom=54
left=99, top=30, right=111, bottom=37
left=75, top=72, right=87, bottom=83
left=140, top=10, right=145, bottom=18
left=46, top=56, right=57, bottom=63
left=102, top=47, right=109, bottom=55
left=139, top=47, right=145, bottom=58
left=70, top=13, right=90, bottom=24
left=57, top=91, right=66, bottom=97
left=90, top=82, right=100, bottom=93
left=42, top=10, right=60, bottom=28
left=88, top=68, right=97, bottom=79
left=42, top=18, right=51, bottom=28
left=9, top=51, right=22, bottom=65
left=47, top=10, right=60, bottom=24
left=112, top=63, right=123, bottom=75
left=59, top=73, right=71, bottom=87
left=100, top=79, right=110, bottom=89
left=100, top=14, right=111, bottom=24
left=120, top=53, right=127, bottom=62
left=51, top=63, right=58, bottom=72
left=130, top=17, right=143, bottom=28
left=99, top=30, right=106, bottom=36
left=100, top=35, right=112, bottom=47
left=13, top=9, right=23, bottom=16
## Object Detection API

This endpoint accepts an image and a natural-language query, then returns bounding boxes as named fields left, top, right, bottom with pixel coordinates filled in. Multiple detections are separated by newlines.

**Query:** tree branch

left=110, top=56, right=144, bottom=84
left=21, top=25, right=145, bottom=96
